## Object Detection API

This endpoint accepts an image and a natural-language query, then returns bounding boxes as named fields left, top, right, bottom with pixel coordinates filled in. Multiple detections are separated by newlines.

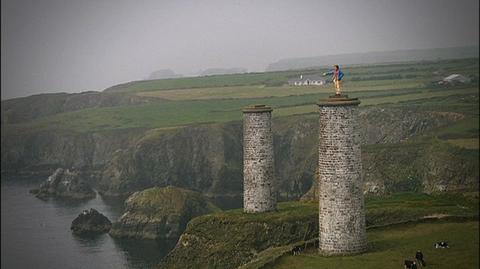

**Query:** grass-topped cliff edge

left=158, top=192, right=478, bottom=269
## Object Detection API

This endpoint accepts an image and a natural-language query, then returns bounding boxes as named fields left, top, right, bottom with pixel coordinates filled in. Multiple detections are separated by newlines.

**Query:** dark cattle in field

left=404, top=260, right=418, bottom=269
left=292, top=246, right=302, bottom=256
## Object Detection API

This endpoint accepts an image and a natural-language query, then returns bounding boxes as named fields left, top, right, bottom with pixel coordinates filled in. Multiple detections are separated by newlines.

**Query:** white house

left=288, top=74, right=326, bottom=86
left=439, top=74, right=471, bottom=85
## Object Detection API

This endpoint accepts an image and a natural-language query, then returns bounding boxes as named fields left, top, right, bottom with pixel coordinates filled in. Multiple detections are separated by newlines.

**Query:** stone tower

left=317, top=95, right=367, bottom=255
left=242, top=104, right=276, bottom=213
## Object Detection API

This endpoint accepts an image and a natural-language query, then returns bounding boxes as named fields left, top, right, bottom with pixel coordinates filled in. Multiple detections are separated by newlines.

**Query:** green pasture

left=263, top=192, right=479, bottom=269
left=135, top=79, right=426, bottom=101
left=268, top=221, right=479, bottom=269
left=6, top=86, right=478, bottom=133
left=105, top=58, right=478, bottom=94
left=4, top=58, right=478, bottom=133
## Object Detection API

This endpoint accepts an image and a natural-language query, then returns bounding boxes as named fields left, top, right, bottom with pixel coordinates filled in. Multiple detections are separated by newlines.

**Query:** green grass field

left=10, top=86, right=476, bottom=133
left=267, top=221, right=479, bottom=269
left=4, top=58, right=479, bottom=135
left=227, top=192, right=479, bottom=269
left=135, top=79, right=426, bottom=101
left=104, top=58, right=479, bottom=93
left=201, top=192, right=479, bottom=230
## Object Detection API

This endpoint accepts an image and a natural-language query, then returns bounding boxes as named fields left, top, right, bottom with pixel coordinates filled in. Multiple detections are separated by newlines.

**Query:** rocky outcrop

left=109, top=186, right=220, bottom=240
left=30, top=168, right=96, bottom=199
left=71, top=208, right=112, bottom=235
left=158, top=202, right=318, bottom=269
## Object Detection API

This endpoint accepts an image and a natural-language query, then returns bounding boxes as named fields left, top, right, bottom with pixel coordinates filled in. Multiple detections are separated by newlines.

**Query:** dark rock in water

left=32, top=168, right=96, bottom=200
left=29, top=188, right=40, bottom=194
left=71, top=208, right=112, bottom=235
left=109, top=186, right=220, bottom=240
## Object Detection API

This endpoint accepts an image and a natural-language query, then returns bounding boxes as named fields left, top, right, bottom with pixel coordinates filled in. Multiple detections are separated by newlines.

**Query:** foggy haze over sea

left=1, top=0, right=479, bottom=100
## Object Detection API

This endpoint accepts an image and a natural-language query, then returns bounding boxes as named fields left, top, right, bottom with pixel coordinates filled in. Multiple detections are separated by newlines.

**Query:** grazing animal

left=434, top=241, right=449, bottom=248
left=292, top=246, right=302, bottom=256
left=404, top=260, right=418, bottom=269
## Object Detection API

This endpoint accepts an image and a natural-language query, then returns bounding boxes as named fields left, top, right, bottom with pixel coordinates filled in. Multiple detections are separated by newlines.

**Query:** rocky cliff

left=2, top=105, right=471, bottom=200
left=98, top=107, right=466, bottom=199
left=1, top=127, right=145, bottom=177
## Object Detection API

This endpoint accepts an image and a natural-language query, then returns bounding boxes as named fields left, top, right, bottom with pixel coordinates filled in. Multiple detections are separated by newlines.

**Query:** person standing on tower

left=323, top=65, right=344, bottom=95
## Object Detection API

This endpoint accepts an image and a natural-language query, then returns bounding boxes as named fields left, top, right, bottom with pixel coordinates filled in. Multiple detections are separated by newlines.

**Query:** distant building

left=439, top=74, right=471, bottom=85
left=288, top=74, right=326, bottom=86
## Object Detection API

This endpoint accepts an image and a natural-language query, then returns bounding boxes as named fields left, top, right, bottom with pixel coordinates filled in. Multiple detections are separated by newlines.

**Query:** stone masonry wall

left=318, top=101, right=367, bottom=255
left=243, top=108, right=276, bottom=213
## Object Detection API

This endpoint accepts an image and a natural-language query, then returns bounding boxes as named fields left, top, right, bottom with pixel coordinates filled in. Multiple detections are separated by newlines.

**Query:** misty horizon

left=2, top=0, right=479, bottom=100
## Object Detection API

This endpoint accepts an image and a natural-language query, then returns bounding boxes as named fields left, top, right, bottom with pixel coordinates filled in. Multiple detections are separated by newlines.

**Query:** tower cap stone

left=242, top=104, right=273, bottom=113
left=317, top=94, right=360, bottom=107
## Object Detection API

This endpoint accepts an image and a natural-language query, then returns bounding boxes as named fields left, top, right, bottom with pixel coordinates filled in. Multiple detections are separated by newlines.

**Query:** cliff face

left=2, top=105, right=470, bottom=199
left=97, top=107, right=466, bottom=199
left=1, top=128, right=145, bottom=176
left=98, top=124, right=243, bottom=196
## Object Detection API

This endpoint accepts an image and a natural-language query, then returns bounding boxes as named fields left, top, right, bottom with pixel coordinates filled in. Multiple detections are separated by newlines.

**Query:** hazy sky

left=1, top=0, right=479, bottom=99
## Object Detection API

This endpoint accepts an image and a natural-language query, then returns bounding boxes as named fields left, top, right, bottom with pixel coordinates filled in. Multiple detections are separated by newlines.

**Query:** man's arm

left=323, top=70, right=334, bottom=76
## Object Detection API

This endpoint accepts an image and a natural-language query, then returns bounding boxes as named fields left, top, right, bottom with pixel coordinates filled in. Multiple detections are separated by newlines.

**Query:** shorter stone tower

left=242, top=104, right=276, bottom=213
left=317, top=95, right=367, bottom=255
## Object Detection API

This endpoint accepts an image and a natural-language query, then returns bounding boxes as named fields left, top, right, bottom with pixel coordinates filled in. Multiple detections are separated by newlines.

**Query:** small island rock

left=109, top=186, right=220, bottom=240
left=71, top=208, right=112, bottom=235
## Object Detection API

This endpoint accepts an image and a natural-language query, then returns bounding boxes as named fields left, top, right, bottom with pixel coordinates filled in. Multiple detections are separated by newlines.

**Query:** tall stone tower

left=317, top=95, right=367, bottom=255
left=242, top=104, right=276, bottom=213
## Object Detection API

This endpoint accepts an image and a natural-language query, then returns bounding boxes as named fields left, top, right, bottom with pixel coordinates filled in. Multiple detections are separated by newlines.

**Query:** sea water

left=1, top=177, right=176, bottom=269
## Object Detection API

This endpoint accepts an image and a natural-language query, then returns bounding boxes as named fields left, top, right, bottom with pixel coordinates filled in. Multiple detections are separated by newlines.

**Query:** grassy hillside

left=267, top=221, right=479, bottom=269
left=5, top=86, right=476, bottom=133
left=159, top=192, right=479, bottom=269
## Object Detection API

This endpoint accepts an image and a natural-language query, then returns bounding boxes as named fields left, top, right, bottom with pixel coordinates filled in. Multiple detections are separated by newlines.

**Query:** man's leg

left=335, top=79, right=341, bottom=94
